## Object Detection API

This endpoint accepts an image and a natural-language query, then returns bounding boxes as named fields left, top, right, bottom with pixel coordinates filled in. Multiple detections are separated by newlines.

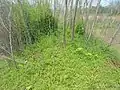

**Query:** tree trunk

left=71, top=0, right=79, bottom=41
left=70, top=0, right=73, bottom=30
left=63, top=0, right=68, bottom=46
left=8, top=7, right=18, bottom=69
left=85, top=0, right=93, bottom=35
left=17, top=0, right=31, bottom=45
left=87, top=0, right=101, bottom=41
left=108, top=23, right=120, bottom=47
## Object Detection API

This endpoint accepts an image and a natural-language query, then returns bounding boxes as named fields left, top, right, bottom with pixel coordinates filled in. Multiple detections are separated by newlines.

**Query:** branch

left=0, top=46, right=11, bottom=55
left=87, top=0, right=101, bottom=41
left=108, top=23, right=120, bottom=47
left=0, top=16, right=9, bottom=32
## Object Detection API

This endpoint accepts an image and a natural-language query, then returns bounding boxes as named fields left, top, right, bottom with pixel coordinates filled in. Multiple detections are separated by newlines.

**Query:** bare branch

left=0, top=46, right=11, bottom=55
left=108, top=23, right=120, bottom=47
left=0, top=16, right=9, bottom=32
left=87, top=0, right=101, bottom=41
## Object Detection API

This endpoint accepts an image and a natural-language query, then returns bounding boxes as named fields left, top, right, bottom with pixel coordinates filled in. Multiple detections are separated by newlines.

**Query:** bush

left=75, top=21, right=85, bottom=36
left=12, top=3, right=58, bottom=44
left=28, top=5, right=58, bottom=43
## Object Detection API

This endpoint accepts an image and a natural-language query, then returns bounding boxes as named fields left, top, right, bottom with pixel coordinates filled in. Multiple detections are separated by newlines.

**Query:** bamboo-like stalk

left=85, top=0, right=93, bottom=35
left=108, top=23, right=120, bottom=47
left=0, top=16, right=9, bottom=32
left=63, top=0, right=68, bottom=46
left=71, top=0, right=79, bottom=41
left=8, top=6, right=18, bottom=69
left=87, top=0, right=101, bottom=41
left=70, top=0, right=73, bottom=30
left=17, top=0, right=32, bottom=45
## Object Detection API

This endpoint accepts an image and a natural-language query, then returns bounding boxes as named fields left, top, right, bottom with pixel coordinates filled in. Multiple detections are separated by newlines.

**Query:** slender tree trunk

left=70, top=0, right=73, bottom=30
left=85, top=0, right=93, bottom=35
left=53, top=0, right=56, bottom=17
left=108, top=23, right=120, bottom=47
left=87, top=0, right=101, bottom=41
left=84, top=0, right=88, bottom=31
left=8, top=6, right=18, bottom=69
left=17, top=0, right=31, bottom=45
left=71, top=0, right=79, bottom=41
left=78, top=0, right=82, bottom=19
left=63, top=0, right=68, bottom=46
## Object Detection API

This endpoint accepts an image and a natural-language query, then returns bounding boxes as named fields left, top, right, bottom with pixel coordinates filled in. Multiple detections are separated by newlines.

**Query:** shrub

left=75, top=21, right=85, bottom=36
left=28, top=5, right=58, bottom=43
left=12, top=3, right=58, bottom=44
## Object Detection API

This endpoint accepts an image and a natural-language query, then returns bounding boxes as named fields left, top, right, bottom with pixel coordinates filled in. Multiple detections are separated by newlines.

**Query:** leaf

left=26, top=85, right=32, bottom=90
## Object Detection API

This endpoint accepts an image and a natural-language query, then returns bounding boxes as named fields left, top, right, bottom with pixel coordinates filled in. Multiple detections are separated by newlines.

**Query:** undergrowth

left=0, top=35, right=120, bottom=90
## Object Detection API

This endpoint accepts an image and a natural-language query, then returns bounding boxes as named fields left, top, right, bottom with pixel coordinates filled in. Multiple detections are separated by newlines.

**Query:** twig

left=0, top=46, right=11, bottom=55
left=0, top=16, right=9, bottom=32
left=108, top=23, right=120, bottom=47
left=87, top=0, right=101, bottom=41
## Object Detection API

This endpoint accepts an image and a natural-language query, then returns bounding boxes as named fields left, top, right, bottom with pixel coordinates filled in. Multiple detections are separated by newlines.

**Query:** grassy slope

left=0, top=35, right=120, bottom=90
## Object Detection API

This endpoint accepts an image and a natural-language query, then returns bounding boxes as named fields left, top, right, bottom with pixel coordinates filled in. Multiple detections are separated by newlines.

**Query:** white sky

left=84, top=0, right=110, bottom=6
left=28, top=0, right=110, bottom=7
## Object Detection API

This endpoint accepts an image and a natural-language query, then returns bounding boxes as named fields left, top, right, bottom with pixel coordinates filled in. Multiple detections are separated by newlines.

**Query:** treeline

left=0, top=0, right=120, bottom=68
left=0, top=0, right=58, bottom=52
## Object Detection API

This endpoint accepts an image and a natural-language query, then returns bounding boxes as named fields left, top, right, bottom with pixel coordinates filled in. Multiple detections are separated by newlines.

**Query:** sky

left=100, top=0, right=110, bottom=6
left=28, top=0, right=111, bottom=7
left=89, top=0, right=110, bottom=6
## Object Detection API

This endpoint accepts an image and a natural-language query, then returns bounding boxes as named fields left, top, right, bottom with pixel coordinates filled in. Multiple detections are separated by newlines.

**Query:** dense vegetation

left=12, top=1, right=58, bottom=45
left=1, top=35, right=120, bottom=90
left=0, top=0, right=120, bottom=90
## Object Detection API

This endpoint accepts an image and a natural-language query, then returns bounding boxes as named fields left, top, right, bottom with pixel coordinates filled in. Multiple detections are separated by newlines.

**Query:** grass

left=0, top=60, right=6, bottom=68
left=112, top=45, right=120, bottom=60
left=0, top=35, right=120, bottom=90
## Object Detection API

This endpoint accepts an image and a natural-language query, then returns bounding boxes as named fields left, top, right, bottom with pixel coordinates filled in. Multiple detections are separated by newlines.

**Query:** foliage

left=28, top=4, right=58, bottom=43
left=12, top=2, right=58, bottom=44
left=75, top=21, right=85, bottom=36
left=0, top=0, right=120, bottom=89
left=0, top=36, right=120, bottom=90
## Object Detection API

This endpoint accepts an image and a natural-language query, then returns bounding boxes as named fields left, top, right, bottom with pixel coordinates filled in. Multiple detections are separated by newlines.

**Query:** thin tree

left=17, top=0, right=32, bottom=44
left=84, top=0, right=93, bottom=35
left=70, top=0, right=73, bottom=30
left=0, top=1, right=18, bottom=68
left=108, top=23, right=120, bottom=47
left=8, top=6, right=18, bottom=69
left=87, top=0, right=101, bottom=41
left=71, top=0, right=79, bottom=41
left=63, top=0, right=68, bottom=46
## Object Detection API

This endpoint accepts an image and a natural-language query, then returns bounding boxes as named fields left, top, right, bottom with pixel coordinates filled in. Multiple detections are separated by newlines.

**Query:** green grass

left=112, top=45, right=120, bottom=60
left=0, top=35, right=120, bottom=90
left=0, top=60, right=6, bottom=68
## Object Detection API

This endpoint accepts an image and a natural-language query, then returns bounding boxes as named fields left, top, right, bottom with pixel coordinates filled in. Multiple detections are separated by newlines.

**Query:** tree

left=109, top=0, right=120, bottom=15
left=63, top=0, right=68, bottom=46
left=84, top=0, right=93, bottom=37
left=87, top=0, right=101, bottom=41
left=108, top=23, right=120, bottom=47
left=71, top=0, right=79, bottom=41
left=17, top=0, right=32, bottom=44
left=70, top=0, right=73, bottom=30
left=0, top=0, right=17, bottom=68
